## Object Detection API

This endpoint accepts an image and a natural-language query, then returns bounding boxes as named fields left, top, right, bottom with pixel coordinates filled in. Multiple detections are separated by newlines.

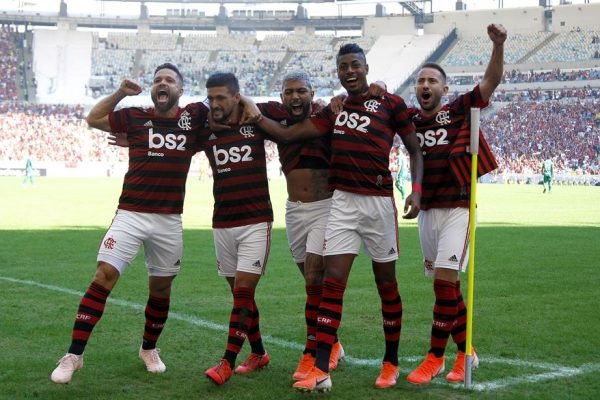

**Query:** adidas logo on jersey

left=144, top=120, right=153, bottom=127
left=208, top=133, right=217, bottom=141
left=448, top=255, right=458, bottom=262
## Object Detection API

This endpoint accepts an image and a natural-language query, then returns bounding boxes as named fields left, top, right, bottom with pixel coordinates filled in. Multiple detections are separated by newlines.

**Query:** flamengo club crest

left=435, top=110, right=451, bottom=125
left=177, top=111, right=192, bottom=130
left=364, top=99, right=380, bottom=113
left=240, top=125, right=255, bottom=138
left=103, top=237, right=117, bottom=250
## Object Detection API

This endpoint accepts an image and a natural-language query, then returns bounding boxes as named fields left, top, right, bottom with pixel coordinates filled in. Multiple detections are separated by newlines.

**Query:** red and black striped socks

left=142, top=295, right=170, bottom=350
left=429, top=279, right=458, bottom=357
left=315, top=277, right=346, bottom=372
left=451, top=280, right=467, bottom=352
left=224, top=287, right=255, bottom=365
left=377, top=280, right=403, bottom=365
left=303, top=284, right=323, bottom=355
left=68, top=281, right=110, bottom=355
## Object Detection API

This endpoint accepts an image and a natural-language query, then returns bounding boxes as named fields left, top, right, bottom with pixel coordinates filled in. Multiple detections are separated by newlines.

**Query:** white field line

left=2, top=275, right=598, bottom=391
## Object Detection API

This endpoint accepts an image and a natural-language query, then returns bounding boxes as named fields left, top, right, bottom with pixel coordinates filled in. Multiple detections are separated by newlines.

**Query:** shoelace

left=216, top=360, right=228, bottom=374
left=58, top=354, right=77, bottom=367
left=422, top=359, right=441, bottom=375
left=381, top=366, right=397, bottom=379
left=145, top=349, right=161, bottom=363
left=246, top=354, right=262, bottom=365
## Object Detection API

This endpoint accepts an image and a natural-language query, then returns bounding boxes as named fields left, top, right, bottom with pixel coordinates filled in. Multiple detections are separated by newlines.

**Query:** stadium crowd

left=0, top=26, right=19, bottom=102
left=1, top=97, right=597, bottom=184
left=0, top=102, right=126, bottom=166
left=448, top=68, right=600, bottom=86
left=484, top=98, right=599, bottom=183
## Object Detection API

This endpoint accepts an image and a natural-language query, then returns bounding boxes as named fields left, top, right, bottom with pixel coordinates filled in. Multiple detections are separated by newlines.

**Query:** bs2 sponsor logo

left=334, top=111, right=370, bottom=133
left=213, top=145, right=253, bottom=166
left=148, top=128, right=187, bottom=151
left=416, top=128, right=449, bottom=148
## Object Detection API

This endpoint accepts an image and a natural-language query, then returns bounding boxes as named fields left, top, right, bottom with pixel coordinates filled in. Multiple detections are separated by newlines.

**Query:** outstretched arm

left=86, top=79, right=142, bottom=132
left=257, top=114, right=323, bottom=143
left=479, top=23, right=507, bottom=102
left=239, top=95, right=324, bottom=143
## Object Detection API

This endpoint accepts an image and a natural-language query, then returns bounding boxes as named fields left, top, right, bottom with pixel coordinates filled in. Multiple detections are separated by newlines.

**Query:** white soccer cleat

left=139, top=347, right=166, bottom=373
left=50, top=353, right=84, bottom=384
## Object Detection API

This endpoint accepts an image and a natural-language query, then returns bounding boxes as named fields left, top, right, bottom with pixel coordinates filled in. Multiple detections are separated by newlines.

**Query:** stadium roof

left=116, top=0, right=336, bottom=2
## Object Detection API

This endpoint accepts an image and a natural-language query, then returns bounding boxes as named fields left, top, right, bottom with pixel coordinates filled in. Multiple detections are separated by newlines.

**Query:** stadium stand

left=0, top=26, right=20, bottom=102
left=0, top=2, right=598, bottom=183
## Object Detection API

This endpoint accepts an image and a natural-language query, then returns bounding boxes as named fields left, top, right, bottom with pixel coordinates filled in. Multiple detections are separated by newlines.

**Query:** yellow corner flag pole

left=465, top=107, right=480, bottom=389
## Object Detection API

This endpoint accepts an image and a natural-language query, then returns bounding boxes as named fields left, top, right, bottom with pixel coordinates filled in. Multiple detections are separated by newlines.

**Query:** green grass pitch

left=1, top=177, right=599, bottom=399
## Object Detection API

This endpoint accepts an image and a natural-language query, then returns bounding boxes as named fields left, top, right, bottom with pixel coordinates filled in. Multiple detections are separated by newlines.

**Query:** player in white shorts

left=201, top=73, right=274, bottom=386
left=248, top=43, right=423, bottom=392
left=406, top=24, right=505, bottom=386
left=50, top=63, right=207, bottom=385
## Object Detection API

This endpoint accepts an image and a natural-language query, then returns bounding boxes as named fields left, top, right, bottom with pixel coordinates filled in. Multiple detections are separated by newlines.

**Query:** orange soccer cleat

left=375, top=361, right=399, bottom=389
left=205, top=359, right=233, bottom=385
left=234, top=352, right=270, bottom=375
left=407, top=353, right=445, bottom=385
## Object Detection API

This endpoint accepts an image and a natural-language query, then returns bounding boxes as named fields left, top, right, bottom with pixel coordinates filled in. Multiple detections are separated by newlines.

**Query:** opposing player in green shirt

left=542, top=158, right=554, bottom=193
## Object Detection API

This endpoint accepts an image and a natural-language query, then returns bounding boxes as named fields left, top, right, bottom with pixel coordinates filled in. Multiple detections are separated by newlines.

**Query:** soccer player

left=22, top=157, right=34, bottom=185
left=50, top=63, right=208, bottom=384
left=394, top=148, right=408, bottom=200
left=201, top=73, right=273, bottom=386
left=405, top=23, right=506, bottom=386
left=245, top=43, right=424, bottom=393
left=542, top=156, right=554, bottom=193
left=256, top=71, right=346, bottom=380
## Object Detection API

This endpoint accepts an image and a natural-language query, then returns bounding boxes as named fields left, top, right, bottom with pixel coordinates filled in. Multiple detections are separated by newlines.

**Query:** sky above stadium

left=3, top=0, right=600, bottom=18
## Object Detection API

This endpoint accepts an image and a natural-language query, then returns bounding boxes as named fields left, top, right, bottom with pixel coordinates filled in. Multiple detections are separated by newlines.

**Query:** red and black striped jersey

left=310, top=93, right=415, bottom=196
left=410, top=85, right=492, bottom=210
left=198, top=123, right=273, bottom=228
left=258, top=101, right=330, bottom=176
left=108, top=102, right=208, bottom=214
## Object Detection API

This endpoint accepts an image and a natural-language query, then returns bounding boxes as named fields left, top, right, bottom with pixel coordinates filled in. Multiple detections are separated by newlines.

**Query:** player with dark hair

left=257, top=70, right=370, bottom=380
left=244, top=43, right=424, bottom=393
left=405, top=24, right=506, bottom=386
left=50, top=63, right=208, bottom=384
left=202, top=72, right=274, bottom=386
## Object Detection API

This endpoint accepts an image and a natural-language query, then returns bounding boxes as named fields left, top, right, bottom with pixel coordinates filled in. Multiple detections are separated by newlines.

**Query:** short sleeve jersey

left=258, top=101, right=330, bottom=175
left=542, top=159, right=553, bottom=177
left=309, top=93, right=415, bottom=196
left=198, top=123, right=273, bottom=228
left=411, top=85, right=488, bottom=209
left=108, top=102, right=209, bottom=214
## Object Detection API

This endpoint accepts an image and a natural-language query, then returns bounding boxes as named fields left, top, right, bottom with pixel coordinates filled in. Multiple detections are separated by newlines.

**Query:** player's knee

left=93, top=262, right=120, bottom=289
